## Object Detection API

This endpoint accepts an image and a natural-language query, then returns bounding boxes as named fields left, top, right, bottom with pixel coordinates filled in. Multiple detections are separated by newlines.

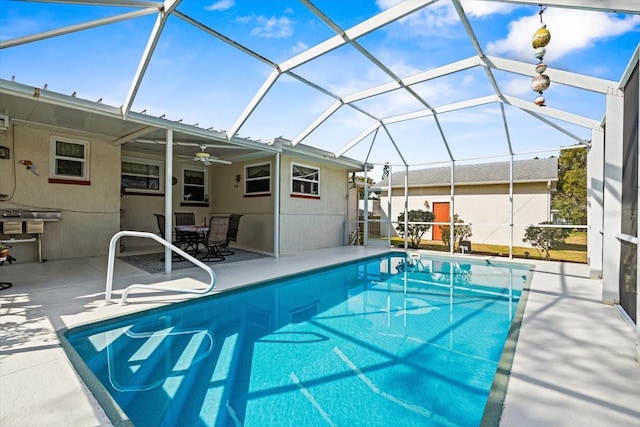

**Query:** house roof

left=377, top=157, right=558, bottom=187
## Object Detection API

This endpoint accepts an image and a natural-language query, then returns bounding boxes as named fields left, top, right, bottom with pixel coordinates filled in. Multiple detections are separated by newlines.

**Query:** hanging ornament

left=531, top=74, right=550, bottom=92
left=530, top=5, right=551, bottom=107
left=533, top=47, right=546, bottom=60
left=535, top=63, right=547, bottom=74
left=531, top=24, right=551, bottom=49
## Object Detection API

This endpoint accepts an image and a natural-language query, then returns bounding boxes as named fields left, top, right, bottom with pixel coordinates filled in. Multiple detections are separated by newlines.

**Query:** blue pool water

left=63, top=253, right=531, bottom=427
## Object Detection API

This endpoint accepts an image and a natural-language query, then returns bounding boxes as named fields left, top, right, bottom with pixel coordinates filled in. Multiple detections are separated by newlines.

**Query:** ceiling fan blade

left=207, top=158, right=232, bottom=165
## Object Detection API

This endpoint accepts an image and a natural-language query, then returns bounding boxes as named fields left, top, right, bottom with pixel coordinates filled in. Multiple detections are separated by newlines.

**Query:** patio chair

left=153, top=213, right=184, bottom=262
left=174, top=212, right=198, bottom=253
left=459, top=240, right=472, bottom=254
left=220, top=213, right=243, bottom=256
left=200, top=215, right=229, bottom=262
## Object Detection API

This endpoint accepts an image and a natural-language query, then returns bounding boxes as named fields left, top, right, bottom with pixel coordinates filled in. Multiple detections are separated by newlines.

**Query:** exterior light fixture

left=234, top=174, right=241, bottom=188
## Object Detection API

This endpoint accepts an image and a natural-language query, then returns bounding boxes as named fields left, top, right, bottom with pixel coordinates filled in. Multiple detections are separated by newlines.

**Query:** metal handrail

left=105, top=230, right=216, bottom=305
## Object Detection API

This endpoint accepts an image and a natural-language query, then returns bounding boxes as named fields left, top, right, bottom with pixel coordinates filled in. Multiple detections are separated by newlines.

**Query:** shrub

left=439, top=214, right=472, bottom=251
left=396, top=209, right=435, bottom=248
left=523, top=221, right=570, bottom=261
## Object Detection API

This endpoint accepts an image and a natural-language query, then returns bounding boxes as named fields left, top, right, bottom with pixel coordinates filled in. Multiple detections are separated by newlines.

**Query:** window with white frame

left=50, top=136, right=90, bottom=180
left=291, top=163, right=319, bottom=197
left=245, top=162, right=271, bottom=195
left=121, top=157, right=164, bottom=194
left=182, top=166, right=208, bottom=204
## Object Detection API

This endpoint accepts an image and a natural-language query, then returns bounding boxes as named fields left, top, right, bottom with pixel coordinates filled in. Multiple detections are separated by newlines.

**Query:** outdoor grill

left=0, top=209, right=62, bottom=262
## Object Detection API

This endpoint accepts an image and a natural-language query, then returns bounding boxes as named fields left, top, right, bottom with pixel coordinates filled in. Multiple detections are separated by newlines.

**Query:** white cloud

left=500, top=74, right=533, bottom=97
left=403, top=2, right=459, bottom=30
left=235, top=15, right=251, bottom=24
left=460, top=0, right=515, bottom=18
left=204, top=0, right=234, bottom=12
left=487, top=10, right=640, bottom=62
left=250, top=16, right=294, bottom=39
left=292, top=41, right=308, bottom=54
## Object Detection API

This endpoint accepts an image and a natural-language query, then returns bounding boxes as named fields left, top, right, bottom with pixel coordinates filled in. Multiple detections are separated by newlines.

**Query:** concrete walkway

left=0, top=248, right=638, bottom=426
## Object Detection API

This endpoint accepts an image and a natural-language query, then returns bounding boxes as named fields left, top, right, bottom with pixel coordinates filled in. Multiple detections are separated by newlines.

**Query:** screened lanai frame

left=1, top=0, right=637, bottom=247
left=358, top=146, right=590, bottom=258
left=1, top=0, right=638, bottom=354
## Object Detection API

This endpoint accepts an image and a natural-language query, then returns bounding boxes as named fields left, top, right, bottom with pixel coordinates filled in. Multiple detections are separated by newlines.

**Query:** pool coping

left=480, top=264, right=534, bottom=426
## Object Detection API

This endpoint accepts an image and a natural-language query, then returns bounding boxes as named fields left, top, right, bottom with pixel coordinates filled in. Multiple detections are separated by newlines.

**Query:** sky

left=1, top=0, right=639, bottom=181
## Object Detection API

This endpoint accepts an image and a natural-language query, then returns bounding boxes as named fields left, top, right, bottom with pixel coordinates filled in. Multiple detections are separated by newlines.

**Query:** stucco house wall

left=120, top=150, right=224, bottom=252
left=209, top=156, right=275, bottom=254
left=0, top=124, right=120, bottom=262
left=1, top=123, right=359, bottom=262
left=279, top=156, right=349, bottom=253
left=377, top=158, right=557, bottom=248
left=382, top=181, right=552, bottom=246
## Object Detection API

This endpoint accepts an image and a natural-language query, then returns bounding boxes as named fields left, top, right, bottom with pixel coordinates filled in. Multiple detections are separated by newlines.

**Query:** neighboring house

left=0, top=82, right=365, bottom=263
left=375, top=158, right=558, bottom=247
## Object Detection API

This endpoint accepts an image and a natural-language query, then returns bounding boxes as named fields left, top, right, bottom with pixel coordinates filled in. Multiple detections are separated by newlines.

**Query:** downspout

left=164, top=127, right=173, bottom=273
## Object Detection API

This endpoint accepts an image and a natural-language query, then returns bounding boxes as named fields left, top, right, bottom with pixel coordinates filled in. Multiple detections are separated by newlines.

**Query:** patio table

left=175, top=225, right=209, bottom=256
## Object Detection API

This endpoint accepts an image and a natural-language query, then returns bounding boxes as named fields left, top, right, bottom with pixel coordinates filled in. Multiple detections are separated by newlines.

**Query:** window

left=121, top=157, right=164, bottom=194
left=291, top=163, right=319, bottom=197
left=50, top=137, right=89, bottom=181
left=182, top=166, right=208, bottom=205
left=245, top=162, right=271, bottom=195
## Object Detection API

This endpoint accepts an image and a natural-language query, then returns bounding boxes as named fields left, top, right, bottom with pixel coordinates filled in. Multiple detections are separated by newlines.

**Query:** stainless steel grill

left=0, top=209, right=62, bottom=262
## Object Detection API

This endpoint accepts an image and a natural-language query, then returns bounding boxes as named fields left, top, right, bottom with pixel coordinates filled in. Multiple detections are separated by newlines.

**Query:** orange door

left=432, top=202, right=450, bottom=241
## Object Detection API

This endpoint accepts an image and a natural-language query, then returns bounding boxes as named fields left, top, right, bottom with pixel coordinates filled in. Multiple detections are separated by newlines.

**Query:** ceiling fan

left=178, top=145, right=232, bottom=166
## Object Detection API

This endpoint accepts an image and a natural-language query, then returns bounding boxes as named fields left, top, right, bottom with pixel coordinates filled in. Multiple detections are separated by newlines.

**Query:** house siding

left=381, top=181, right=552, bottom=247
left=209, top=155, right=275, bottom=254
left=0, top=125, right=121, bottom=261
left=1, top=124, right=356, bottom=261
left=279, top=156, right=348, bottom=253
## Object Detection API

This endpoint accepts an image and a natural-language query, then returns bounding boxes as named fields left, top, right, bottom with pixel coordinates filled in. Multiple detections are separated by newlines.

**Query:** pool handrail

left=105, top=230, right=216, bottom=305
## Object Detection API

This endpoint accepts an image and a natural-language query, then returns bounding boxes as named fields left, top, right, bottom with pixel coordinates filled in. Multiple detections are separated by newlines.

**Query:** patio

left=1, top=248, right=638, bottom=426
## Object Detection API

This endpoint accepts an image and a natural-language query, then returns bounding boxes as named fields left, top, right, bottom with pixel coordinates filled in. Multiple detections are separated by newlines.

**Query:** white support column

left=449, top=161, right=455, bottom=254
left=404, top=166, right=409, bottom=250
left=273, top=153, right=280, bottom=258
left=387, top=164, right=392, bottom=248
left=601, top=89, right=625, bottom=304
left=509, top=155, right=514, bottom=259
left=164, top=128, right=173, bottom=274
left=364, top=168, right=369, bottom=246
left=588, top=127, right=605, bottom=279
left=636, top=73, right=640, bottom=364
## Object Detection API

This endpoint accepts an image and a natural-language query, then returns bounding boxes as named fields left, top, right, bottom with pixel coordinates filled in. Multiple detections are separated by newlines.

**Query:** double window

left=50, top=137, right=90, bottom=181
left=245, top=162, right=271, bottom=195
left=121, top=157, right=164, bottom=194
left=291, top=163, right=319, bottom=197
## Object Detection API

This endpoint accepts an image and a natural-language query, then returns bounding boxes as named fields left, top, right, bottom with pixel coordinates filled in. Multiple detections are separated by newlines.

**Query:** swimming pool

left=61, top=252, right=532, bottom=426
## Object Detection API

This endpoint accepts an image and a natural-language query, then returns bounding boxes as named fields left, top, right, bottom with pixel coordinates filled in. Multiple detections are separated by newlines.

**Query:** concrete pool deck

left=1, top=247, right=638, bottom=426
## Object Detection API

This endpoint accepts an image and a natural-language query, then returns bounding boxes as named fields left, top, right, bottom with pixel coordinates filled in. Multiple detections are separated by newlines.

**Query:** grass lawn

left=388, top=231, right=588, bottom=264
